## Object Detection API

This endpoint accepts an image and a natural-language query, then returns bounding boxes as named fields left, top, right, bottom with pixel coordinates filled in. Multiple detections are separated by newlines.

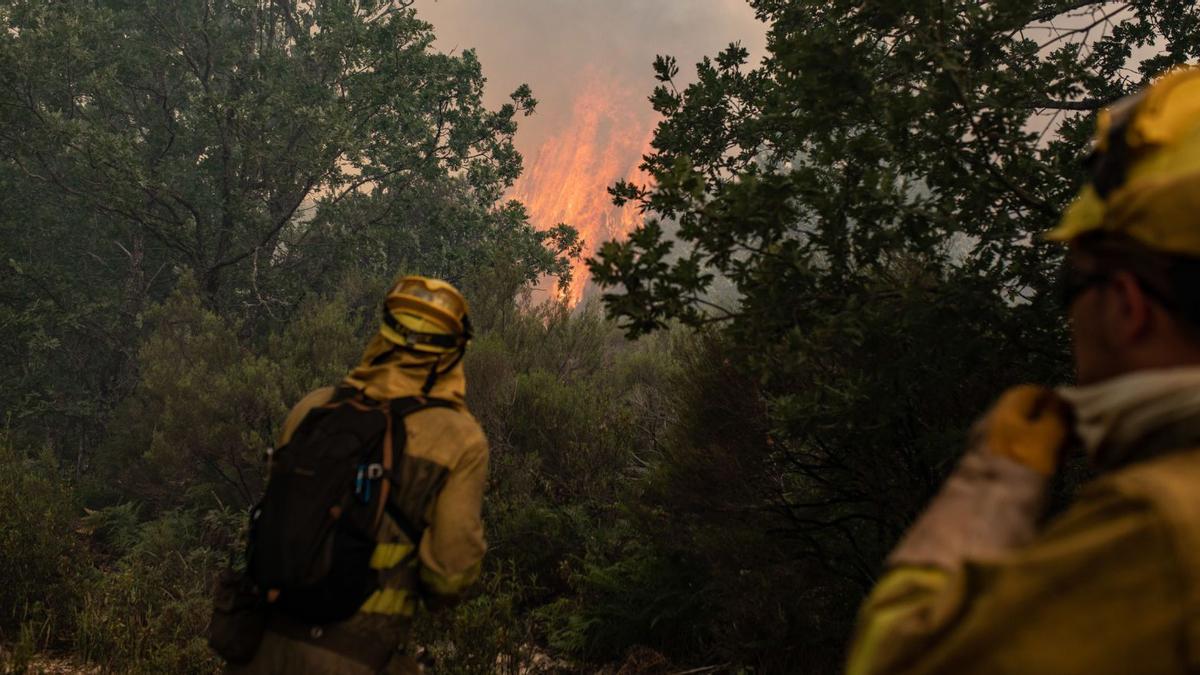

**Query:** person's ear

left=1106, top=270, right=1153, bottom=344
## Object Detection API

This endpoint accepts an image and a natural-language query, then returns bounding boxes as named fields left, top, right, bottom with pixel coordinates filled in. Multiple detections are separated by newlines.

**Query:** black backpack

left=246, top=388, right=454, bottom=625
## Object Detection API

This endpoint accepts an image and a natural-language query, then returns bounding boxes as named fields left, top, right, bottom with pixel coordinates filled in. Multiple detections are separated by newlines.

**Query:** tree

left=0, top=0, right=564, bottom=305
left=590, top=0, right=1200, bottom=661
left=0, top=0, right=575, bottom=459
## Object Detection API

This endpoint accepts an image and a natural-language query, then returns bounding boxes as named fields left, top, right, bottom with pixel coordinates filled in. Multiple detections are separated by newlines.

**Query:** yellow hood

left=343, top=332, right=467, bottom=405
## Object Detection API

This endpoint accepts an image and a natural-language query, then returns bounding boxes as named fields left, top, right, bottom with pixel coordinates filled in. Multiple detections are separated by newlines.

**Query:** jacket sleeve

left=416, top=425, right=489, bottom=605
left=846, top=480, right=1183, bottom=675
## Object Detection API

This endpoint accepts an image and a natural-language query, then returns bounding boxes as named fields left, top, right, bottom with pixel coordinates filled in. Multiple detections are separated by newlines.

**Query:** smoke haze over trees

left=417, top=0, right=766, bottom=149
left=1, top=0, right=1199, bottom=673
left=420, top=0, right=768, bottom=303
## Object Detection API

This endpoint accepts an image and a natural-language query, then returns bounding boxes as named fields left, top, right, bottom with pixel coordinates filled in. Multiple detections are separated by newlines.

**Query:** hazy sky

left=414, top=0, right=768, bottom=153
left=412, top=1, right=768, bottom=301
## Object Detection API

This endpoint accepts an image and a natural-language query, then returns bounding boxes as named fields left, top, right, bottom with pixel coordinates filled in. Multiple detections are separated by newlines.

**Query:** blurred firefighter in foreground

left=213, top=276, right=488, bottom=674
left=847, top=67, right=1200, bottom=674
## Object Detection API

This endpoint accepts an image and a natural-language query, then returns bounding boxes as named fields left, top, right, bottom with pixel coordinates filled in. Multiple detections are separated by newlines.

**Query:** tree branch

left=1026, top=97, right=1105, bottom=111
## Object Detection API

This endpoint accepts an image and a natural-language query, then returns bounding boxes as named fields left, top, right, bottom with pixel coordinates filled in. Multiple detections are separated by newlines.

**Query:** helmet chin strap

left=366, top=344, right=465, bottom=396
left=421, top=347, right=467, bottom=396
left=377, top=308, right=474, bottom=394
left=369, top=345, right=400, bottom=367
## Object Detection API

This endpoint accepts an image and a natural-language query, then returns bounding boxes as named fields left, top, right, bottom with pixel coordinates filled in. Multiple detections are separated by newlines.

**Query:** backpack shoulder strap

left=389, top=396, right=457, bottom=417
left=314, top=387, right=401, bottom=532
left=327, top=385, right=363, bottom=405
left=375, top=396, right=459, bottom=541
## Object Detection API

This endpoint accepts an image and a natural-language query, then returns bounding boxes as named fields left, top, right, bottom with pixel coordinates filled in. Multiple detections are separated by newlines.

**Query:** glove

left=977, top=385, right=1073, bottom=476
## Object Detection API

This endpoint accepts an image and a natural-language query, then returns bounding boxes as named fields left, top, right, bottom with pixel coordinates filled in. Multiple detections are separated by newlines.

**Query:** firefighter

left=847, top=66, right=1200, bottom=674
left=231, top=276, right=489, bottom=675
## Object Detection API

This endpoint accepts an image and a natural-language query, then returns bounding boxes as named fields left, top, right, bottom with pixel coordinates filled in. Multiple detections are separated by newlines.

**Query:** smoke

left=414, top=1, right=767, bottom=302
left=415, top=0, right=767, bottom=151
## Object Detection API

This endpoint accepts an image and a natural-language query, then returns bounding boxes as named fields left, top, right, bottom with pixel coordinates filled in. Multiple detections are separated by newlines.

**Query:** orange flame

left=512, top=71, right=655, bottom=305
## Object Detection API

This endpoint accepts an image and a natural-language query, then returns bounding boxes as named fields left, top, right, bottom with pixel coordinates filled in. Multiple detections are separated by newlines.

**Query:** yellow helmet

left=379, top=276, right=472, bottom=354
left=1047, top=66, right=1200, bottom=256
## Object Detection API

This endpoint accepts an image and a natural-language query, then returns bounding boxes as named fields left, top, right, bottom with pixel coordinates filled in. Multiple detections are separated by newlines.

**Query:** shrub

left=93, top=281, right=285, bottom=510
left=73, top=506, right=238, bottom=674
left=538, top=541, right=711, bottom=662
left=413, top=560, right=538, bottom=675
left=0, top=437, right=89, bottom=647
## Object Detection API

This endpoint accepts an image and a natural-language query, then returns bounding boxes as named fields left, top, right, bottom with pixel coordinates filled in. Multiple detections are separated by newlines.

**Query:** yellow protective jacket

left=847, top=444, right=1200, bottom=674
left=231, top=335, right=488, bottom=674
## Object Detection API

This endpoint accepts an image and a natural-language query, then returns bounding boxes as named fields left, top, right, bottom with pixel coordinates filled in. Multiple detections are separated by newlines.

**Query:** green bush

left=413, top=560, right=538, bottom=675
left=446, top=302, right=726, bottom=669
left=93, top=276, right=373, bottom=512
left=93, top=281, right=285, bottom=510
left=73, top=506, right=238, bottom=674
left=0, top=437, right=89, bottom=647
left=538, top=541, right=711, bottom=662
